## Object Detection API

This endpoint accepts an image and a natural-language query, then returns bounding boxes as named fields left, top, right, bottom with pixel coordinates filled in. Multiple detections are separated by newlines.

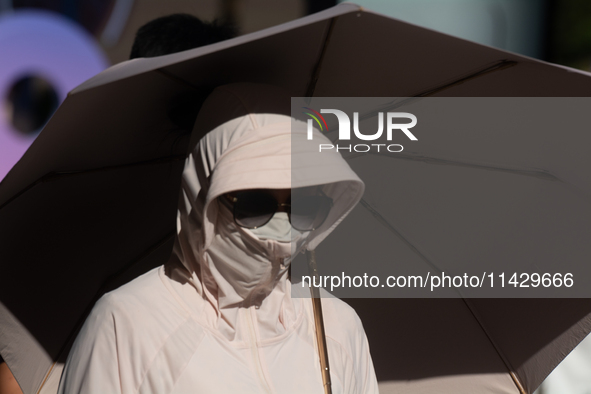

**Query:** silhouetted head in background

left=130, top=13, right=236, bottom=59
left=130, top=14, right=237, bottom=133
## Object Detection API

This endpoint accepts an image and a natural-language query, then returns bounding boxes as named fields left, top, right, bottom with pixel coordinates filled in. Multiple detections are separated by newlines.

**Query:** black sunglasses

left=221, top=189, right=333, bottom=231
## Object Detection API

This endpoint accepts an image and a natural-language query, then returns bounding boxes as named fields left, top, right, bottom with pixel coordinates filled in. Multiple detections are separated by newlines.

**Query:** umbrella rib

left=460, top=298, right=527, bottom=394
left=361, top=200, right=528, bottom=393
left=411, top=59, right=518, bottom=98
left=348, top=152, right=590, bottom=200
left=355, top=151, right=555, bottom=179
left=319, top=59, right=518, bottom=132
left=305, top=16, right=338, bottom=97
left=359, top=199, right=475, bottom=299
left=349, top=60, right=519, bottom=123
left=359, top=198, right=442, bottom=274
left=0, top=155, right=186, bottom=212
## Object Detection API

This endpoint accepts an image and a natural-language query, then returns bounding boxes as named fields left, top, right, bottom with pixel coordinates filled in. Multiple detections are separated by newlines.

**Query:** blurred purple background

left=0, top=10, right=107, bottom=181
left=2, top=0, right=590, bottom=184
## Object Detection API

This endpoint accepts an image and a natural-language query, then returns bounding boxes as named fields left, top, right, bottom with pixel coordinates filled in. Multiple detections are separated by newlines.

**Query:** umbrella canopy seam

left=0, top=155, right=186, bottom=212
left=306, top=16, right=337, bottom=97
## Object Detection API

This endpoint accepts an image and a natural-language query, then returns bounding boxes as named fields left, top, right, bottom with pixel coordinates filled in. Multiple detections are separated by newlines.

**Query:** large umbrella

left=290, top=95, right=591, bottom=393
left=1, top=3, right=591, bottom=393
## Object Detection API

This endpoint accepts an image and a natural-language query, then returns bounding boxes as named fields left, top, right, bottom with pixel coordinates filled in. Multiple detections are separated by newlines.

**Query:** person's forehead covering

left=188, top=82, right=364, bottom=250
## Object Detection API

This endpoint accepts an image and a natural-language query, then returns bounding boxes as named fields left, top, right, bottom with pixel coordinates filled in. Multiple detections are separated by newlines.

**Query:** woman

left=58, top=83, right=378, bottom=393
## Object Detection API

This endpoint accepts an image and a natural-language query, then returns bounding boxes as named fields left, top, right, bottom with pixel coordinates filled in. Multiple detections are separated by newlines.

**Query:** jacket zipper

left=245, top=306, right=273, bottom=394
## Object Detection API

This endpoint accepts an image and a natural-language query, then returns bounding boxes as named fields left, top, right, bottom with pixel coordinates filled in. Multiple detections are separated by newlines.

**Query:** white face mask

left=248, top=212, right=300, bottom=242
left=248, top=212, right=311, bottom=256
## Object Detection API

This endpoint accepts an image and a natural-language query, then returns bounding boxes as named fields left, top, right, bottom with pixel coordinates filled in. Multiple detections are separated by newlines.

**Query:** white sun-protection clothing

left=58, top=83, right=378, bottom=394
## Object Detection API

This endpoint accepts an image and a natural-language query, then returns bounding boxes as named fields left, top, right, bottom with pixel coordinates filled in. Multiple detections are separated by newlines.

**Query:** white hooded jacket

left=58, top=83, right=378, bottom=394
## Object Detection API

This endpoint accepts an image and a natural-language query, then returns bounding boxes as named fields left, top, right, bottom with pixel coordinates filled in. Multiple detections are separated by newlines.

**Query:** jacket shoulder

left=87, top=267, right=191, bottom=341
left=59, top=267, right=197, bottom=394
left=293, top=285, right=365, bottom=340
left=312, top=292, right=379, bottom=394
left=102, top=267, right=187, bottom=314
left=319, top=295, right=366, bottom=341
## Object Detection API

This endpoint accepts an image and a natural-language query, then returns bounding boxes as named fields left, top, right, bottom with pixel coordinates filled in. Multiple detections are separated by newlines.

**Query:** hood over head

left=167, top=82, right=364, bottom=339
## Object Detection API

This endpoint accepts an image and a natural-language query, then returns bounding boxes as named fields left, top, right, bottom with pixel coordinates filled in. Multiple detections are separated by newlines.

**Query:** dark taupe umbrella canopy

left=1, top=3, right=591, bottom=393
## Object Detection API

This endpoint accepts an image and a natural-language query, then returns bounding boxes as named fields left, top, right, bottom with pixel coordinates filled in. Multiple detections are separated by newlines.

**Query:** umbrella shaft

left=306, top=250, right=332, bottom=394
